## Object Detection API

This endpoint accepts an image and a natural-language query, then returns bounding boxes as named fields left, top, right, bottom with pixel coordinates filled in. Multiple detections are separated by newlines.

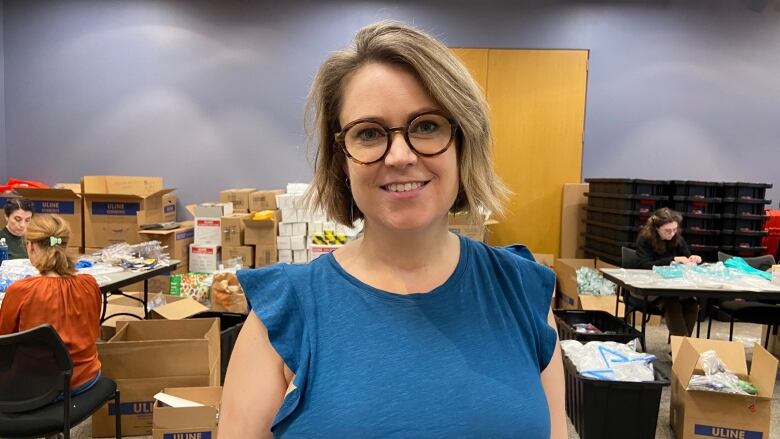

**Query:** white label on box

left=278, top=249, right=293, bottom=263
left=276, top=236, right=292, bottom=250
left=279, top=223, right=294, bottom=237
left=290, top=235, right=307, bottom=250
left=281, top=209, right=297, bottom=223
left=189, top=244, right=221, bottom=273
left=194, top=217, right=222, bottom=245
left=293, top=249, right=308, bottom=264
left=772, top=265, right=780, bottom=286
left=292, top=222, right=308, bottom=236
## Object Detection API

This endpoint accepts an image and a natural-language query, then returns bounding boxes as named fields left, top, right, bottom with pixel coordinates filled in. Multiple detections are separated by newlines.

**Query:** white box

left=276, top=194, right=295, bottom=209
left=309, top=221, right=324, bottom=235
left=293, top=249, right=308, bottom=264
left=290, top=235, right=307, bottom=251
left=323, top=221, right=336, bottom=232
left=292, top=222, right=308, bottom=236
left=280, top=209, right=297, bottom=223
left=189, top=244, right=221, bottom=273
left=278, top=249, right=293, bottom=264
left=194, top=218, right=222, bottom=245
left=278, top=223, right=294, bottom=237
left=276, top=236, right=292, bottom=250
left=192, top=203, right=233, bottom=218
left=296, top=208, right=311, bottom=223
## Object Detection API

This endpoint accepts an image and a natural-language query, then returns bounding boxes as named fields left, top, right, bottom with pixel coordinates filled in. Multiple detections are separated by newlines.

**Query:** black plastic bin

left=671, top=180, right=721, bottom=198
left=721, top=198, right=771, bottom=215
left=720, top=230, right=768, bottom=248
left=583, top=247, right=623, bottom=266
left=189, top=311, right=248, bottom=384
left=585, top=220, right=639, bottom=243
left=585, top=178, right=669, bottom=196
left=585, top=206, right=651, bottom=228
left=585, top=192, right=667, bottom=213
left=683, top=213, right=721, bottom=231
left=672, top=196, right=721, bottom=215
left=689, top=244, right=719, bottom=262
left=721, top=182, right=772, bottom=200
left=720, top=245, right=768, bottom=258
left=563, top=355, right=669, bottom=439
left=720, top=213, right=768, bottom=232
left=682, top=229, right=720, bottom=246
left=554, top=310, right=642, bottom=345
left=584, top=234, right=633, bottom=259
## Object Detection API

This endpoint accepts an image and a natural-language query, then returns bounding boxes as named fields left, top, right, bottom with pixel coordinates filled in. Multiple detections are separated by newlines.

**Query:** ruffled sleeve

left=502, top=244, right=558, bottom=371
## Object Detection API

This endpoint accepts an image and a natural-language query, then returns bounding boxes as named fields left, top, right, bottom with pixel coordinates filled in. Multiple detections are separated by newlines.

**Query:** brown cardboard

left=221, top=213, right=250, bottom=247
left=101, top=293, right=195, bottom=340
left=138, top=221, right=194, bottom=261
left=99, top=303, right=146, bottom=341
left=222, top=245, right=255, bottom=268
left=122, top=264, right=188, bottom=295
left=93, top=318, right=220, bottom=437
left=255, top=244, right=278, bottom=267
left=152, top=387, right=221, bottom=439
left=149, top=296, right=209, bottom=320
left=669, top=337, right=778, bottom=439
left=220, top=188, right=256, bottom=213
left=560, top=183, right=588, bottom=258
left=249, top=189, right=285, bottom=211
left=244, top=210, right=281, bottom=245
left=190, top=244, right=221, bottom=273
left=533, top=253, right=555, bottom=268
left=82, top=176, right=175, bottom=248
left=2, top=187, right=84, bottom=248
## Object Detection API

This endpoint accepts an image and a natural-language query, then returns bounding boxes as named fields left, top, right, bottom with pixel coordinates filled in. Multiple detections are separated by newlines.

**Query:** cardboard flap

left=84, top=193, right=143, bottom=201
left=749, top=344, right=779, bottom=398
left=12, top=187, right=81, bottom=199
left=143, top=188, right=176, bottom=199
left=162, top=386, right=222, bottom=407
left=671, top=336, right=748, bottom=377
left=138, top=221, right=194, bottom=236
left=672, top=338, right=703, bottom=385
left=149, top=297, right=209, bottom=320
left=82, top=175, right=163, bottom=196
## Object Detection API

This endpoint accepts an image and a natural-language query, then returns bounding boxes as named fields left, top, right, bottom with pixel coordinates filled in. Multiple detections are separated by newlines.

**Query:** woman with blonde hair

left=0, top=214, right=102, bottom=395
left=220, top=21, right=566, bottom=438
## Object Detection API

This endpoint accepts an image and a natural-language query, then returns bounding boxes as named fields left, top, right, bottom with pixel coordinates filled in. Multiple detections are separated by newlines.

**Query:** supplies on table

left=650, top=260, right=778, bottom=290
left=575, top=266, right=616, bottom=296
left=560, top=339, right=656, bottom=382
left=89, top=241, right=171, bottom=270
left=0, top=258, right=39, bottom=293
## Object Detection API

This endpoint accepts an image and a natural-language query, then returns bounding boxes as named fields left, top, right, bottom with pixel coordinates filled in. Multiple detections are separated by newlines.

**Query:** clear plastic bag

left=560, top=339, right=656, bottom=382
left=686, top=350, right=757, bottom=395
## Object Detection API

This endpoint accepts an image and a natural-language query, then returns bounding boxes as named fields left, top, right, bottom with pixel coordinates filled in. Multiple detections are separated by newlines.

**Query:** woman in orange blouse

left=0, top=214, right=102, bottom=394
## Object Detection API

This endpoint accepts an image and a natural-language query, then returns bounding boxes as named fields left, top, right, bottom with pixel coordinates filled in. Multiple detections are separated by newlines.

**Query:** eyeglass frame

left=334, top=110, right=459, bottom=165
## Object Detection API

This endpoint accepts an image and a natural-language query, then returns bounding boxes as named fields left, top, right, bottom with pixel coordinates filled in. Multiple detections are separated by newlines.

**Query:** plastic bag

left=211, top=271, right=248, bottom=313
left=686, top=350, right=757, bottom=395
left=560, top=339, right=656, bottom=382
left=576, top=267, right=616, bottom=296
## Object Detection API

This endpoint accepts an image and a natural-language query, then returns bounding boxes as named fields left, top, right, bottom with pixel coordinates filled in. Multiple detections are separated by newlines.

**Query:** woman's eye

left=411, top=120, right=439, bottom=134
left=355, top=128, right=384, bottom=142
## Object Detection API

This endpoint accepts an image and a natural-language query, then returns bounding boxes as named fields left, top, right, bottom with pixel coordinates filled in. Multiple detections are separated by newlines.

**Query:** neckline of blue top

left=322, top=233, right=470, bottom=304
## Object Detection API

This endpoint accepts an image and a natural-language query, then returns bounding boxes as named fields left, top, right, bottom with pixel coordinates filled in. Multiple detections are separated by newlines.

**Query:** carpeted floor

left=56, top=320, right=780, bottom=439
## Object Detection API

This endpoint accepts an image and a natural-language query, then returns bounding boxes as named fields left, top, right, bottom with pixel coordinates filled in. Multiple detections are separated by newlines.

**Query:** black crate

left=585, top=206, right=652, bottom=228
left=683, top=213, right=721, bottom=231
left=586, top=192, right=668, bottom=213
left=720, top=245, right=768, bottom=258
left=563, top=355, right=668, bottom=439
left=689, top=244, right=720, bottom=263
left=585, top=220, right=639, bottom=243
left=721, top=198, right=771, bottom=215
left=682, top=229, right=720, bottom=246
left=671, top=180, right=721, bottom=198
left=585, top=234, right=633, bottom=257
left=671, top=196, right=721, bottom=215
left=585, top=178, right=669, bottom=196
left=720, top=213, right=768, bottom=232
left=583, top=247, right=623, bottom=266
left=554, top=310, right=642, bottom=345
left=189, top=311, right=248, bottom=385
left=721, top=182, right=772, bottom=200
left=720, top=230, right=768, bottom=248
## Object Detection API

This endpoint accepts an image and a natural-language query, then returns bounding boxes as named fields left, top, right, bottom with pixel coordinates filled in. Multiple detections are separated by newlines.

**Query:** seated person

left=0, top=214, right=102, bottom=396
left=0, top=199, right=34, bottom=259
left=635, top=207, right=702, bottom=337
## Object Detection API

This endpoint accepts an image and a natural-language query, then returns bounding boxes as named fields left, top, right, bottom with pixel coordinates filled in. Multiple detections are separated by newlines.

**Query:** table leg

left=143, top=279, right=149, bottom=318
left=641, top=294, right=648, bottom=352
left=100, top=291, right=109, bottom=324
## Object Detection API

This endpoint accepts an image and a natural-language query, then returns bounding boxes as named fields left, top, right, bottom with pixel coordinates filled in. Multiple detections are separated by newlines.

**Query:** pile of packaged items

left=561, top=339, right=657, bottom=382
left=687, top=350, right=758, bottom=395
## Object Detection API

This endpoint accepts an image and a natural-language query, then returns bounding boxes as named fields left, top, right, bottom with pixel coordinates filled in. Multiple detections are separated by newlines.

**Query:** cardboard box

left=277, top=236, right=291, bottom=250
left=82, top=176, right=175, bottom=248
left=219, top=188, right=256, bottom=213
left=138, top=221, right=194, bottom=262
left=670, top=337, right=778, bottom=439
left=280, top=208, right=297, bottom=223
left=554, top=258, right=617, bottom=311
left=222, top=245, right=255, bottom=268
left=293, top=249, right=308, bottom=264
left=255, top=244, right=278, bottom=267
left=149, top=296, right=209, bottom=320
left=152, top=387, right=222, bottom=439
left=447, top=213, right=498, bottom=243
left=123, top=265, right=188, bottom=296
left=190, top=244, right=221, bottom=273
left=249, top=189, right=284, bottom=211
left=93, top=318, right=220, bottom=437
left=244, top=210, right=280, bottom=245
left=278, top=249, right=293, bottom=264
left=560, top=183, right=588, bottom=258
left=1, top=187, right=84, bottom=248
left=533, top=253, right=555, bottom=268
left=194, top=217, right=222, bottom=246
left=309, top=244, right=340, bottom=262
left=290, top=235, right=307, bottom=251
left=100, top=302, right=146, bottom=341
left=221, top=213, right=250, bottom=247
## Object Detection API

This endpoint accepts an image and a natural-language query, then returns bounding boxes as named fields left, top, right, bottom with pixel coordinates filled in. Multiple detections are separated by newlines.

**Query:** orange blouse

left=0, top=274, right=102, bottom=388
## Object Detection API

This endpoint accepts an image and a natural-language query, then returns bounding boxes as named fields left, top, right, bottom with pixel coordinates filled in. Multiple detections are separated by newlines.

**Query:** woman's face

left=338, top=62, right=459, bottom=232
left=656, top=221, right=678, bottom=241
left=5, top=209, right=33, bottom=237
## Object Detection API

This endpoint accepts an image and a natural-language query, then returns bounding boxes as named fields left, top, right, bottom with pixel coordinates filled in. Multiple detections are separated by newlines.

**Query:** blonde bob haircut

left=25, top=214, right=77, bottom=276
left=305, top=20, right=509, bottom=226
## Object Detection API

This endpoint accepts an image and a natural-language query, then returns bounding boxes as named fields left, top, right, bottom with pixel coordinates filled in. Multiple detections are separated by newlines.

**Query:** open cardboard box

left=670, top=336, right=778, bottom=439
left=0, top=187, right=84, bottom=248
left=101, top=293, right=208, bottom=340
left=152, top=386, right=222, bottom=439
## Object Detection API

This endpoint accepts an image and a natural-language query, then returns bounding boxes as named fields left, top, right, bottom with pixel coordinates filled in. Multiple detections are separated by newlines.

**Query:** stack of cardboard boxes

left=236, top=188, right=283, bottom=268
left=189, top=203, right=232, bottom=273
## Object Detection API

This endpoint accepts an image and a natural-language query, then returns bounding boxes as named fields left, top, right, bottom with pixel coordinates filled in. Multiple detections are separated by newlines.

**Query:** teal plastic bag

left=724, top=257, right=771, bottom=281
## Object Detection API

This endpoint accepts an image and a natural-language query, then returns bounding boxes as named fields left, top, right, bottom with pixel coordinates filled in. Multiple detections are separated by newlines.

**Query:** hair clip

left=49, top=236, right=62, bottom=247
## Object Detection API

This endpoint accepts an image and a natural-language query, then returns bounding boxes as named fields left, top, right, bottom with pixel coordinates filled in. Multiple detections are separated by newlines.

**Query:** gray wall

left=4, top=0, right=780, bottom=208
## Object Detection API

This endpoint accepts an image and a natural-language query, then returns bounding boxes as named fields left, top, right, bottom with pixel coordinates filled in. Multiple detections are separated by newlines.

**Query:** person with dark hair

left=0, top=214, right=102, bottom=396
left=0, top=198, right=34, bottom=259
left=635, top=207, right=702, bottom=337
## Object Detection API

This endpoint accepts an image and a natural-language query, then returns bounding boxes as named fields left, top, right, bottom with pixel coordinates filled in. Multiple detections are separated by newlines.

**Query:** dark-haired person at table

left=0, top=198, right=34, bottom=259
left=635, top=207, right=702, bottom=337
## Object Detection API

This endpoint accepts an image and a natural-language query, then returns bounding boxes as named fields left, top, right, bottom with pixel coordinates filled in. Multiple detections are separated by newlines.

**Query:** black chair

left=706, top=252, right=780, bottom=348
left=618, top=247, right=666, bottom=350
left=0, top=324, right=122, bottom=439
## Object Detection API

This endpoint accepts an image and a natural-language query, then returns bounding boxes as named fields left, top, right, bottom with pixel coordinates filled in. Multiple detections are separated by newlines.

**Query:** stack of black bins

left=583, top=179, right=669, bottom=265
left=670, top=181, right=722, bottom=262
left=720, top=182, right=772, bottom=258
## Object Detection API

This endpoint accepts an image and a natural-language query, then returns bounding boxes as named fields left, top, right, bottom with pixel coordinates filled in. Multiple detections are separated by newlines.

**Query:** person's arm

left=635, top=236, right=674, bottom=268
left=219, top=312, right=291, bottom=438
left=0, top=284, right=26, bottom=335
left=541, top=309, right=567, bottom=439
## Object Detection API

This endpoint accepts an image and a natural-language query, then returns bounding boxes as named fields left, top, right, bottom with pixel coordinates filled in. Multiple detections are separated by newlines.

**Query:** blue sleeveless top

left=238, top=236, right=557, bottom=438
